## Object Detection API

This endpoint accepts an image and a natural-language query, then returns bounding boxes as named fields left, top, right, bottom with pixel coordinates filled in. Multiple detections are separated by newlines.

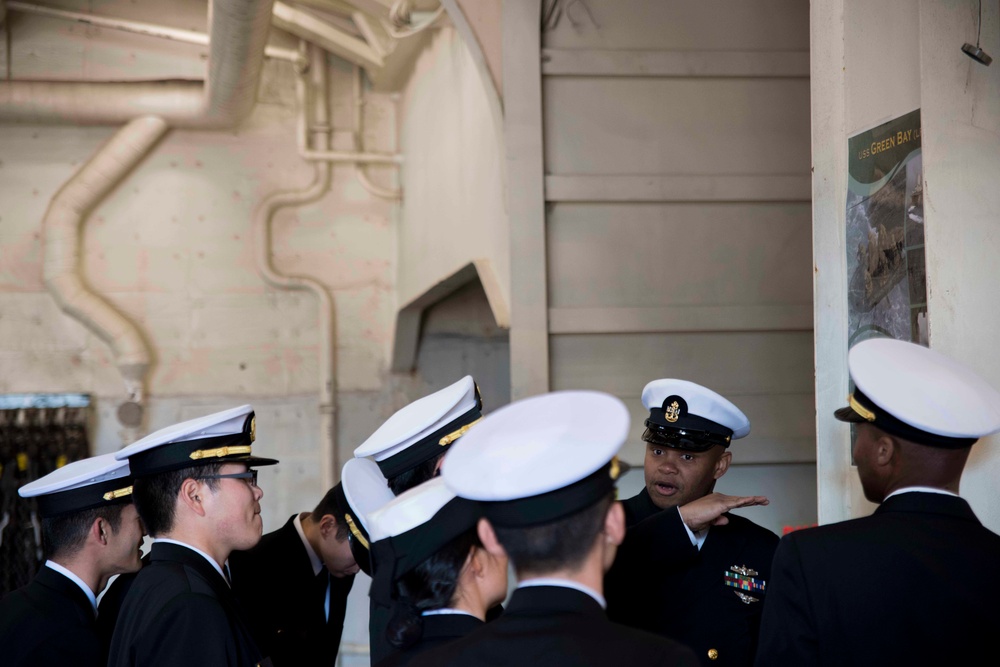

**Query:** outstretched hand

left=678, top=493, right=770, bottom=532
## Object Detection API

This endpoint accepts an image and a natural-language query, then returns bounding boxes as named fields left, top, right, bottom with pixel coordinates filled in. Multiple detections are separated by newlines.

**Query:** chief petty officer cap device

left=367, top=477, right=482, bottom=607
left=641, top=379, right=751, bottom=453
left=19, top=452, right=134, bottom=518
left=441, top=390, right=630, bottom=528
left=835, top=337, right=1000, bottom=448
left=116, top=404, right=278, bottom=476
left=332, top=457, right=396, bottom=576
left=354, top=375, right=483, bottom=480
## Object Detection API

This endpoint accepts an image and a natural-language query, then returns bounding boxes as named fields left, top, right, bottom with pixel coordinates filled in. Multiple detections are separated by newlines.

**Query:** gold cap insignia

left=250, top=415, right=256, bottom=442
left=848, top=394, right=876, bottom=422
left=664, top=401, right=681, bottom=423
left=609, top=456, right=621, bottom=480
left=103, top=485, right=134, bottom=501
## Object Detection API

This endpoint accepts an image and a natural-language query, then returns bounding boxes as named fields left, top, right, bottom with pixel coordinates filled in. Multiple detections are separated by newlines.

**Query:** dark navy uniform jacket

left=409, top=584, right=699, bottom=667
left=606, top=489, right=778, bottom=667
left=107, top=541, right=267, bottom=667
left=0, top=565, right=102, bottom=666
left=229, top=515, right=354, bottom=667
left=375, top=612, right=483, bottom=667
left=755, top=491, right=1000, bottom=667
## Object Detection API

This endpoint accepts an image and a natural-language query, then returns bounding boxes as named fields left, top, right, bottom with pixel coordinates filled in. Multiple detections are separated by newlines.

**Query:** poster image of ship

left=845, top=109, right=926, bottom=350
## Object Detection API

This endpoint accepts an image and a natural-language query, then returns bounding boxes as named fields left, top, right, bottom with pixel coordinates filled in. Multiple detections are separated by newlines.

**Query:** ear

left=179, top=478, right=207, bottom=517
left=713, top=450, right=732, bottom=480
left=603, top=501, right=626, bottom=548
left=875, top=434, right=897, bottom=467
left=477, top=518, right=507, bottom=560
left=466, top=544, right=485, bottom=578
left=91, top=517, right=108, bottom=545
left=318, top=514, right=338, bottom=539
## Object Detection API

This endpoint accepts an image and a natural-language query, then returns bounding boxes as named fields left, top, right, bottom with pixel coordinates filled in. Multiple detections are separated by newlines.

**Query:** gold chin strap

left=189, top=445, right=253, bottom=461
left=848, top=394, right=877, bottom=422
left=103, top=485, right=134, bottom=501
left=439, top=416, right=484, bottom=446
left=344, top=513, right=369, bottom=549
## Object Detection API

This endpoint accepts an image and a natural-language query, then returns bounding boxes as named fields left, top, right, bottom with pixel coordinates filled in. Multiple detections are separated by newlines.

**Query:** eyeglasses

left=196, top=469, right=259, bottom=488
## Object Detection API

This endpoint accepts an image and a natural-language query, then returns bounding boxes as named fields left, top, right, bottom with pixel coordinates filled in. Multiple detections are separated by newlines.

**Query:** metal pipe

left=253, top=42, right=338, bottom=488
left=42, top=116, right=169, bottom=439
left=0, top=0, right=275, bottom=127
left=6, top=1, right=304, bottom=66
left=352, top=64, right=402, bottom=200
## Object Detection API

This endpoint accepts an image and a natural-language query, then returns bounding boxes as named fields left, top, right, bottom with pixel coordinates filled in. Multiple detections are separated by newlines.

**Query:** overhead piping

left=5, top=2, right=304, bottom=67
left=253, top=42, right=338, bottom=488
left=352, top=64, right=402, bottom=200
left=42, top=116, right=169, bottom=439
left=0, top=0, right=275, bottom=127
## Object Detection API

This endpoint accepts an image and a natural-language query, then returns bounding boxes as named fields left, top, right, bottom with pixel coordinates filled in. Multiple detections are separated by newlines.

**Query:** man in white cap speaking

left=605, top=379, right=777, bottom=667
left=107, top=404, right=278, bottom=667
left=755, top=338, right=1000, bottom=666
left=0, top=453, right=143, bottom=667
left=410, top=390, right=700, bottom=667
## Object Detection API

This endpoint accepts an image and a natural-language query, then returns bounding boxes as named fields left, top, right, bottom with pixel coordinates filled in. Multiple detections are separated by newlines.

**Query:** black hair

left=311, top=486, right=350, bottom=542
left=132, top=463, right=222, bottom=536
left=493, top=493, right=613, bottom=576
left=385, top=527, right=482, bottom=650
left=387, top=453, right=444, bottom=496
left=41, top=503, right=128, bottom=560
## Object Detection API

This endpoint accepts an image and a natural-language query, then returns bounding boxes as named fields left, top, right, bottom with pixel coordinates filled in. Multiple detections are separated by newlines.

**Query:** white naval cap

left=835, top=337, right=1000, bottom=447
left=335, top=457, right=396, bottom=576
left=641, top=379, right=750, bottom=452
left=367, top=477, right=482, bottom=607
left=441, top=390, right=629, bottom=528
left=116, top=404, right=278, bottom=476
left=19, top=452, right=133, bottom=518
left=354, top=376, right=483, bottom=480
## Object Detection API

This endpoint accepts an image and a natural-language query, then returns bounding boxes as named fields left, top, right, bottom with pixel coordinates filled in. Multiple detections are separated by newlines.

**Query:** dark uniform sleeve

left=754, top=534, right=817, bottom=666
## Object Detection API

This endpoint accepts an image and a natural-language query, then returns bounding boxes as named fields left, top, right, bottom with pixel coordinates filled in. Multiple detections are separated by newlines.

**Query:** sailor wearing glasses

left=605, top=380, right=777, bottom=667
left=107, top=404, right=278, bottom=667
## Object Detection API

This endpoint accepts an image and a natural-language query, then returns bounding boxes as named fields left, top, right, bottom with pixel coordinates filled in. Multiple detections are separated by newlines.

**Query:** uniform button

left=708, top=648, right=719, bottom=660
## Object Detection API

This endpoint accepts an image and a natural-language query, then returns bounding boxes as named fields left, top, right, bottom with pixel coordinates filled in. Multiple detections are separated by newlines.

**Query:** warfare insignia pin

left=733, top=591, right=759, bottom=605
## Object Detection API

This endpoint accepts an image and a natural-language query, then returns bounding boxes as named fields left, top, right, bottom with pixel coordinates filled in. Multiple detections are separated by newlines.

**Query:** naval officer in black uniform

left=0, top=452, right=143, bottom=666
left=410, top=390, right=699, bottom=667
left=605, top=379, right=777, bottom=667
left=107, top=404, right=278, bottom=667
left=755, top=338, right=1000, bottom=667
left=354, top=375, right=488, bottom=662
left=367, top=476, right=508, bottom=667
left=229, top=457, right=394, bottom=666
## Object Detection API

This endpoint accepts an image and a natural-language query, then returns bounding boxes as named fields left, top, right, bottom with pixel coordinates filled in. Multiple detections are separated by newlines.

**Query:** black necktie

left=316, top=568, right=329, bottom=622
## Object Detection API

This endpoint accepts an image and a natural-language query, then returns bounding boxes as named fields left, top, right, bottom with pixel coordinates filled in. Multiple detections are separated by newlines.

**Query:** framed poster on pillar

left=845, top=109, right=926, bottom=456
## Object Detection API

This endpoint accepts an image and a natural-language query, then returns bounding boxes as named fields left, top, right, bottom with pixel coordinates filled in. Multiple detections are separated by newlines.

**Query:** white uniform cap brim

left=641, top=379, right=750, bottom=439
left=341, top=457, right=396, bottom=532
left=442, top=391, right=629, bottom=501
left=850, top=338, right=1000, bottom=438
left=19, top=453, right=130, bottom=498
left=354, top=376, right=477, bottom=461
left=368, top=477, right=455, bottom=543
left=115, top=404, right=254, bottom=461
